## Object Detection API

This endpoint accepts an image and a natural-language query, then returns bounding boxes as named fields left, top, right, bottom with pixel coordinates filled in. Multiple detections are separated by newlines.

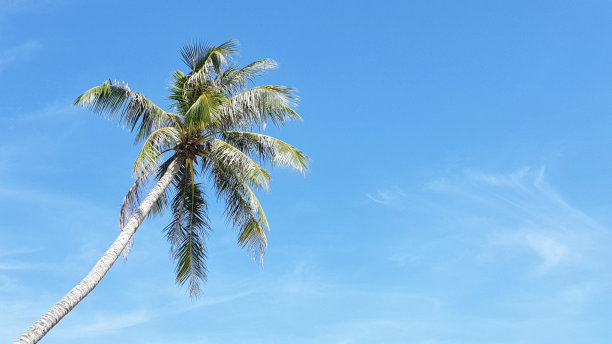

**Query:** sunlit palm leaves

left=221, top=131, right=308, bottom=173
left=75, top=39, right=308, bottom=295
left=164, top=164, right=209, bottom=295
left=75, top=81, right=175, bottom=143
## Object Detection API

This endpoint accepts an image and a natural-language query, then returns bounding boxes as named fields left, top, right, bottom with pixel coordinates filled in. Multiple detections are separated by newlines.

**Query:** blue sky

left=2, top=0, right=612, bottom=343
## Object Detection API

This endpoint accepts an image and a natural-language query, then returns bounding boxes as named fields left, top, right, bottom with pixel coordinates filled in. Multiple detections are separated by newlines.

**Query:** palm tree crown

left=75, top=39, right=308, bottom=295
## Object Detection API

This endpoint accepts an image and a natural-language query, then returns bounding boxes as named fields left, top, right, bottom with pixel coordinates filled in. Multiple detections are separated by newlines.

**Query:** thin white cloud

left=524, top=233, right=568, bottom=269
left=470, top=168, right=606, bottom=270
left=466, top=166, right=535, bottom=188
left=402, top=166, right=610, bottom=273
left=366, top=186, right=406, bottom=206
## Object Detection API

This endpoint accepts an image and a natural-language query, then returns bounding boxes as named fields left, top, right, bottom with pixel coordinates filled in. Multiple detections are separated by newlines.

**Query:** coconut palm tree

left=15, top=39, right=308, bottom=344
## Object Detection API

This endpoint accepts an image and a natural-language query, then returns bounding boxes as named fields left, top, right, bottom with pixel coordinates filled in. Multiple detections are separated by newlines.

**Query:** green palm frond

left=184, top=92, right=226, bottom=134
left=132, top=126, right=179, bottom=177
left=211, top=161, right=268, bottom=262
left=74, top=81, right=174, bottom=143
left=181, top=40, right=239, bottom=94
left=120, top=127, right=179, bottom=230
left=164, top=165, right=209, bottom=295
left=169, top=70, right=188, bottom=114
left=209, top=139, right=271, bottom=190
left=221, top=131, right=309, bottom=173
left=220, top=85, right=301, bottom=129
left=240, top=218, right=267, bottom=263
left=220, top=59, right=278, bottom=94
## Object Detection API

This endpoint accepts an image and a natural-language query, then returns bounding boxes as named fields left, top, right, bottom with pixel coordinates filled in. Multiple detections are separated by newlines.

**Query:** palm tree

left=15, top=39, right=308, bottom=344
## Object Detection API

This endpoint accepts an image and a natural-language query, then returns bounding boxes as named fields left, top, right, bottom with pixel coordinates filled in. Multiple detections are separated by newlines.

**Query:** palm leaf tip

left=74, top=80, right=173, bottom=144
left=181, top=39, right=239, bottom=73
left=220, top=131, right=309, bottom=174
left=73, top=81, right=111, bottom=106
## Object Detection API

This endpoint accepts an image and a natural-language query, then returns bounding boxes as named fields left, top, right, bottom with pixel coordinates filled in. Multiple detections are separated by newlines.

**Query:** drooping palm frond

left=210, top=159, right=268, bottom=263
left=220, top=85, right=302, bottom=130
left=221, top=131, right=309, bottom=173
left=74, top=81, right=175, bottom=143
left=119, top=127, right=180, bottom=230
left=133, top=127, right=180, bottom=177
left=220, top=59, right=278, bottom=94
left=164, top=164, right=209, bottom=295
left=119, top=179, right=172, bottom=229
left=209, top=139, right=271, bottom=190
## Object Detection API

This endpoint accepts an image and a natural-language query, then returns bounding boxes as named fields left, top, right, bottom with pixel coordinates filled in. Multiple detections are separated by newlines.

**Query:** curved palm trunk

left=15, top=158, right=183, bottom=344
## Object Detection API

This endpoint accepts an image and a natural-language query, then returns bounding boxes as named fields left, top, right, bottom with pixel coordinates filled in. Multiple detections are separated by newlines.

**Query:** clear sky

left=2, top=1, right=612, bottom=343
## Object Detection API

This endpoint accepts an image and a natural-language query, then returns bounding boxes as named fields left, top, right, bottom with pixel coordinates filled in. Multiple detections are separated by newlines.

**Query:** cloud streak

left=366, top=186, right=407, bottom=207
left=442, top=167, right=608, bottom=270
left=380, top=166, right=611, bottom=276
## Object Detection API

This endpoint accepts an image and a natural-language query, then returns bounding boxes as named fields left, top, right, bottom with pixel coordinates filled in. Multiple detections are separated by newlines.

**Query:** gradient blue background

left=2, top=1, right=612, bottom=343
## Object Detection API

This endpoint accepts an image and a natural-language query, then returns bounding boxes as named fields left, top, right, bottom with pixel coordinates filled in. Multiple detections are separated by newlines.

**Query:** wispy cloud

left=463, top=167, right=606, bottom=270
left=0, top=40, right=41, bottom=72
left=366, top=186, right=406, bottom=206
left=523, top=233, right=568, bottom=268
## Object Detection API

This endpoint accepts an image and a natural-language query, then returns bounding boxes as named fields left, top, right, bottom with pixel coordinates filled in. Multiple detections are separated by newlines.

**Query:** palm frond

left=220, top=59, right=278, bottom=94
left=164, top=165, right=209, bottom=296
left=132, top=127, right=179, bottom=178
left=119, top=177, right=144, bottom=231
left=221, top=131, right=309, bottom=173
left=123, top=153, right=179, bottom=228
left=119, top=127, right=179, bottom=237
left=239, top=218, right=267, bottom=263
left=211, top=160, right=268, bottom=263
left=181, top=40, right=238, bottom=74
left=209, top=139, right=271, bottom=190
left=74, top=81, right=174, bottom=143
left=184, top=92, right=226, bottom=134
left=181, top=40, right=239, bottom=97
left=119, top=174, right=170, bottom=233
left=220, top=85, right=301, bottom=130
left=117, top=177, right=143, bottom=260
left=169, top=70, right=189, bottom=114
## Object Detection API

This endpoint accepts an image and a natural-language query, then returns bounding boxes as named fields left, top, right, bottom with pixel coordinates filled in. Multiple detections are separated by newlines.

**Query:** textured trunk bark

left=15, top=158, right=183, bottom=344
